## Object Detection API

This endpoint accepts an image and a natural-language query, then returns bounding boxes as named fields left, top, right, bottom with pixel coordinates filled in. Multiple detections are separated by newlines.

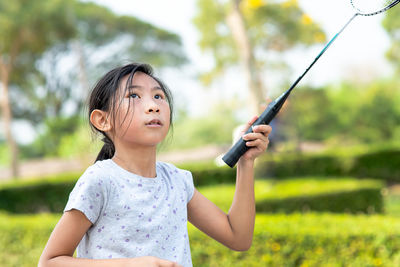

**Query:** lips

left=145, top=119, right=163, bottom=126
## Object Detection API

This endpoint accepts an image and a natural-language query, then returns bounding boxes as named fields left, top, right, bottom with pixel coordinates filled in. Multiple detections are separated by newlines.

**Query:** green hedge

left=255, top=148, right=400, bottom=181
left=2, top=212, right=400, bottom=266
left=0, top=173, right=383, bottom=215
left=177, top=161, right=236, bottom=186
left=349, top=150, right=400, bottom=181
left=199, top=178, right=384, bottom=214
left=0, top=172, right=79, bottom=214
left=0, top=162, right=236, bottom=214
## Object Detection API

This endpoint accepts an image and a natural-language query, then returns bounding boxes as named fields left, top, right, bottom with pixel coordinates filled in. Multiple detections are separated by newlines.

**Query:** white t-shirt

left=64, top=159, right=195, bottom=267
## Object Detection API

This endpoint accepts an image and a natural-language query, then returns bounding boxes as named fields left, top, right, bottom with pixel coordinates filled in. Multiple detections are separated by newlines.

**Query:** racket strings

left=351, top=0, right=399, bottom=15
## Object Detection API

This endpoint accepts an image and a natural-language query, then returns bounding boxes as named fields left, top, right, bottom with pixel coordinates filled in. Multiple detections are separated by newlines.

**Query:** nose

left=145, top=98, right=160, bottom=113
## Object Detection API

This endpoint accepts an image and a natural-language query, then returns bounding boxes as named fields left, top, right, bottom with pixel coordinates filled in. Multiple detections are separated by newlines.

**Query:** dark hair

left=88, top=63, right=174, bottom=162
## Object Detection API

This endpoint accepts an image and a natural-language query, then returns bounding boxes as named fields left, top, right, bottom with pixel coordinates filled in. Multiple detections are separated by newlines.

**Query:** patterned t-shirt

left=64, top=159, right=195, bottom=267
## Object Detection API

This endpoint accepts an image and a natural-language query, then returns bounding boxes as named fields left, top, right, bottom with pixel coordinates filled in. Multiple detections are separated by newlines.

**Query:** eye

left=154, top=93, right=165, bottom=100
left=129, top=93, right=139, bottom=99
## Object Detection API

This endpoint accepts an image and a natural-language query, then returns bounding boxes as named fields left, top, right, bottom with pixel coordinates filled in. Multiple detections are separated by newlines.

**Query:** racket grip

left=222, top=101, right=280, bottom=168
left=221, top=130, right=252, bottom=168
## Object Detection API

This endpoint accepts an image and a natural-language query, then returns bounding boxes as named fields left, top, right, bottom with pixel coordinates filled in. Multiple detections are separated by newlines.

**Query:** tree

left=193, top=0, right=325, bottom=114
left=11, top=0, right=187, bottom=127
left=0, top=0, right=76, bottom=178
left=0, top=0, right=187, bottom=178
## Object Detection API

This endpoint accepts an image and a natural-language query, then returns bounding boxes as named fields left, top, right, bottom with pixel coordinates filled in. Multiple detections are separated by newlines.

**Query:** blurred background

left=1, top=0, right=400, bottom=266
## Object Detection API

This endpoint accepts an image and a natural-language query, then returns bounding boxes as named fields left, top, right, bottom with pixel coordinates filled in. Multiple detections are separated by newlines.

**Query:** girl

left=39, top=63, right=272, bottom=267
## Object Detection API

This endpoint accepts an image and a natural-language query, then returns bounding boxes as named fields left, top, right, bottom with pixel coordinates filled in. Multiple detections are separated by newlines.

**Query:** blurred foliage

left=57, top=123, right=102, bottom=159
left=0, top=0, right=187, bottom=176
left=277, top=78, right=400, bottom=145
left=0, top=212, right=59, bottom=267
left=19, top=116, right=81, bottom=159
left=0, top=143, right=10, bottom=166
left=190, top=213, right=400, bottom=266
left=162, top=100, right=241, bottom=151
left=4, top=0, right=187, bottom=124
left=193, top=0, right=326, bottom=85
left=382, top=5, right=400, bottom=73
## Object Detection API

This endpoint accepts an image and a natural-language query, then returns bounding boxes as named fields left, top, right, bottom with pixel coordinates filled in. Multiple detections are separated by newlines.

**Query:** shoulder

left=75, top=159, right=116, bottom=187
left=157, top=161, right=195, bottom=201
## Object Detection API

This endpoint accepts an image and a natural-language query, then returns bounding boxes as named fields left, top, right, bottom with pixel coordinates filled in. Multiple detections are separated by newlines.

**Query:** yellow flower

left=301, top=14, right=313, bottom=25
left=248, top=0, right=264, bottom=9
left=373, top=258, right=383, bottom=266
left=271, top=242, right=281, bottom=251
left=283, top=0, right=298, bottom=8
left=314, top=32, right=325, bottom=43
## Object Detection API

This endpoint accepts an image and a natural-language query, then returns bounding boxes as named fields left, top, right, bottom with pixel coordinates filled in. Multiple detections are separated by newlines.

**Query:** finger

left=243, top=132, right=268, bottom=142
left=252, top=124, right=272, bottom=136
left=243, top=125, right=272, bottom=141
left=245, top=138, right=269, bottom=150
left=159, top=259, right=182, bottom=267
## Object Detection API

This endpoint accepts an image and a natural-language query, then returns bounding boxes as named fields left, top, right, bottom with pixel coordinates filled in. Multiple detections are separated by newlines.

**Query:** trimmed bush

left=0, top=172, right=79, bottom=214
left=179, top=161, right=236, bottom=186
left=0, top=162, right=235, bottom=214
left=255, top=153, right=346, bottom=178
left=255, top=148, right=400, bottom=182
left=0, top=158, right=384, bottom=214
left=198, top=178, right=384, bottom=214
left=349, top=149, right=400, bottom=181
left=3, top=212, right=400, bottom=266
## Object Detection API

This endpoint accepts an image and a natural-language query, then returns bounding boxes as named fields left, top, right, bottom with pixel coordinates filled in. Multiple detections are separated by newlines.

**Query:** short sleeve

left=182, top=170, right=195, bottom=203
left=64, top=166, right=108, bottom=224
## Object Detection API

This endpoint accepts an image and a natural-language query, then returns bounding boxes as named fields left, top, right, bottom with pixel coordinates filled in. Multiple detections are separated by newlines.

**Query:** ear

left=90, top=109, right=112, bottom=132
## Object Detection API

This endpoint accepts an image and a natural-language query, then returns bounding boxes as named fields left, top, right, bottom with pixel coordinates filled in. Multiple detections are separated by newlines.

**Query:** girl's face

left=111, top=71, right=171, bottom=148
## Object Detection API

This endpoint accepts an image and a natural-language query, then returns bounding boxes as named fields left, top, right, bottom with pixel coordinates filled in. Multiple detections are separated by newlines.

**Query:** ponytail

left=95, top=135, right=115, bottom=162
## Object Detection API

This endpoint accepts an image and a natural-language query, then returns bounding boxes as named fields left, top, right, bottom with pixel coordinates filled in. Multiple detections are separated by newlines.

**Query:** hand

left=129, top=256, right=183, bottom=267
left=240, top=115, right=272, bottom=162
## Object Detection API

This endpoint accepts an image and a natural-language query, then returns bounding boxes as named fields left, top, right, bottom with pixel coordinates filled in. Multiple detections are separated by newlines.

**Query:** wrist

left=237, top=158, right=255, bottom=170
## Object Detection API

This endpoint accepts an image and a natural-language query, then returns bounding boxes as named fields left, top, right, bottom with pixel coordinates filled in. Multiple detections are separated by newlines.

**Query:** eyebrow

left=127, top=85, right=163, bottom=91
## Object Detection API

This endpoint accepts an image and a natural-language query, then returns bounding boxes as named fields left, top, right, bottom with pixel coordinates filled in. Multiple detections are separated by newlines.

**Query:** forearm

left=227, top=158, right=256, bottom=251
left=40, top=256, right=131, bottom=267
left=40, top=255, right=176, bottom=267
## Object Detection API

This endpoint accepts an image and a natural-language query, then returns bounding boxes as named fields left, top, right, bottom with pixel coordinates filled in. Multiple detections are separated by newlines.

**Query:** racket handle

left=222, top=102, right=278, bottom=168
left=222, top=87, right=293, bottom=168
left=221, top=127, right=253, bottom=168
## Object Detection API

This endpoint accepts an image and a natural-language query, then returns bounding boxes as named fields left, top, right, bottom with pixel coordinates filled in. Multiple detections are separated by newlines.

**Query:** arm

left=188, top=117, right=271, bottom=251
left=39, top=209, right=182, bottom=267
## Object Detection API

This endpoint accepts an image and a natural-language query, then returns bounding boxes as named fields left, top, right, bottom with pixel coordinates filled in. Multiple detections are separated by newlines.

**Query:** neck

left=112, top=145, right=157, bottom=178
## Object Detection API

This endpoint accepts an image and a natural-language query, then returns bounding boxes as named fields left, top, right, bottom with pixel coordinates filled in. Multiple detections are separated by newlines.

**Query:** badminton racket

left=222, top=0, right=400, bottom=168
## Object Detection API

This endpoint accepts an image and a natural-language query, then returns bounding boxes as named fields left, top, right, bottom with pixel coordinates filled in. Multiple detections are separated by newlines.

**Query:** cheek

left=165, top=104, right=172, bottom=123
left=115, top=103, right=139, bottom=129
